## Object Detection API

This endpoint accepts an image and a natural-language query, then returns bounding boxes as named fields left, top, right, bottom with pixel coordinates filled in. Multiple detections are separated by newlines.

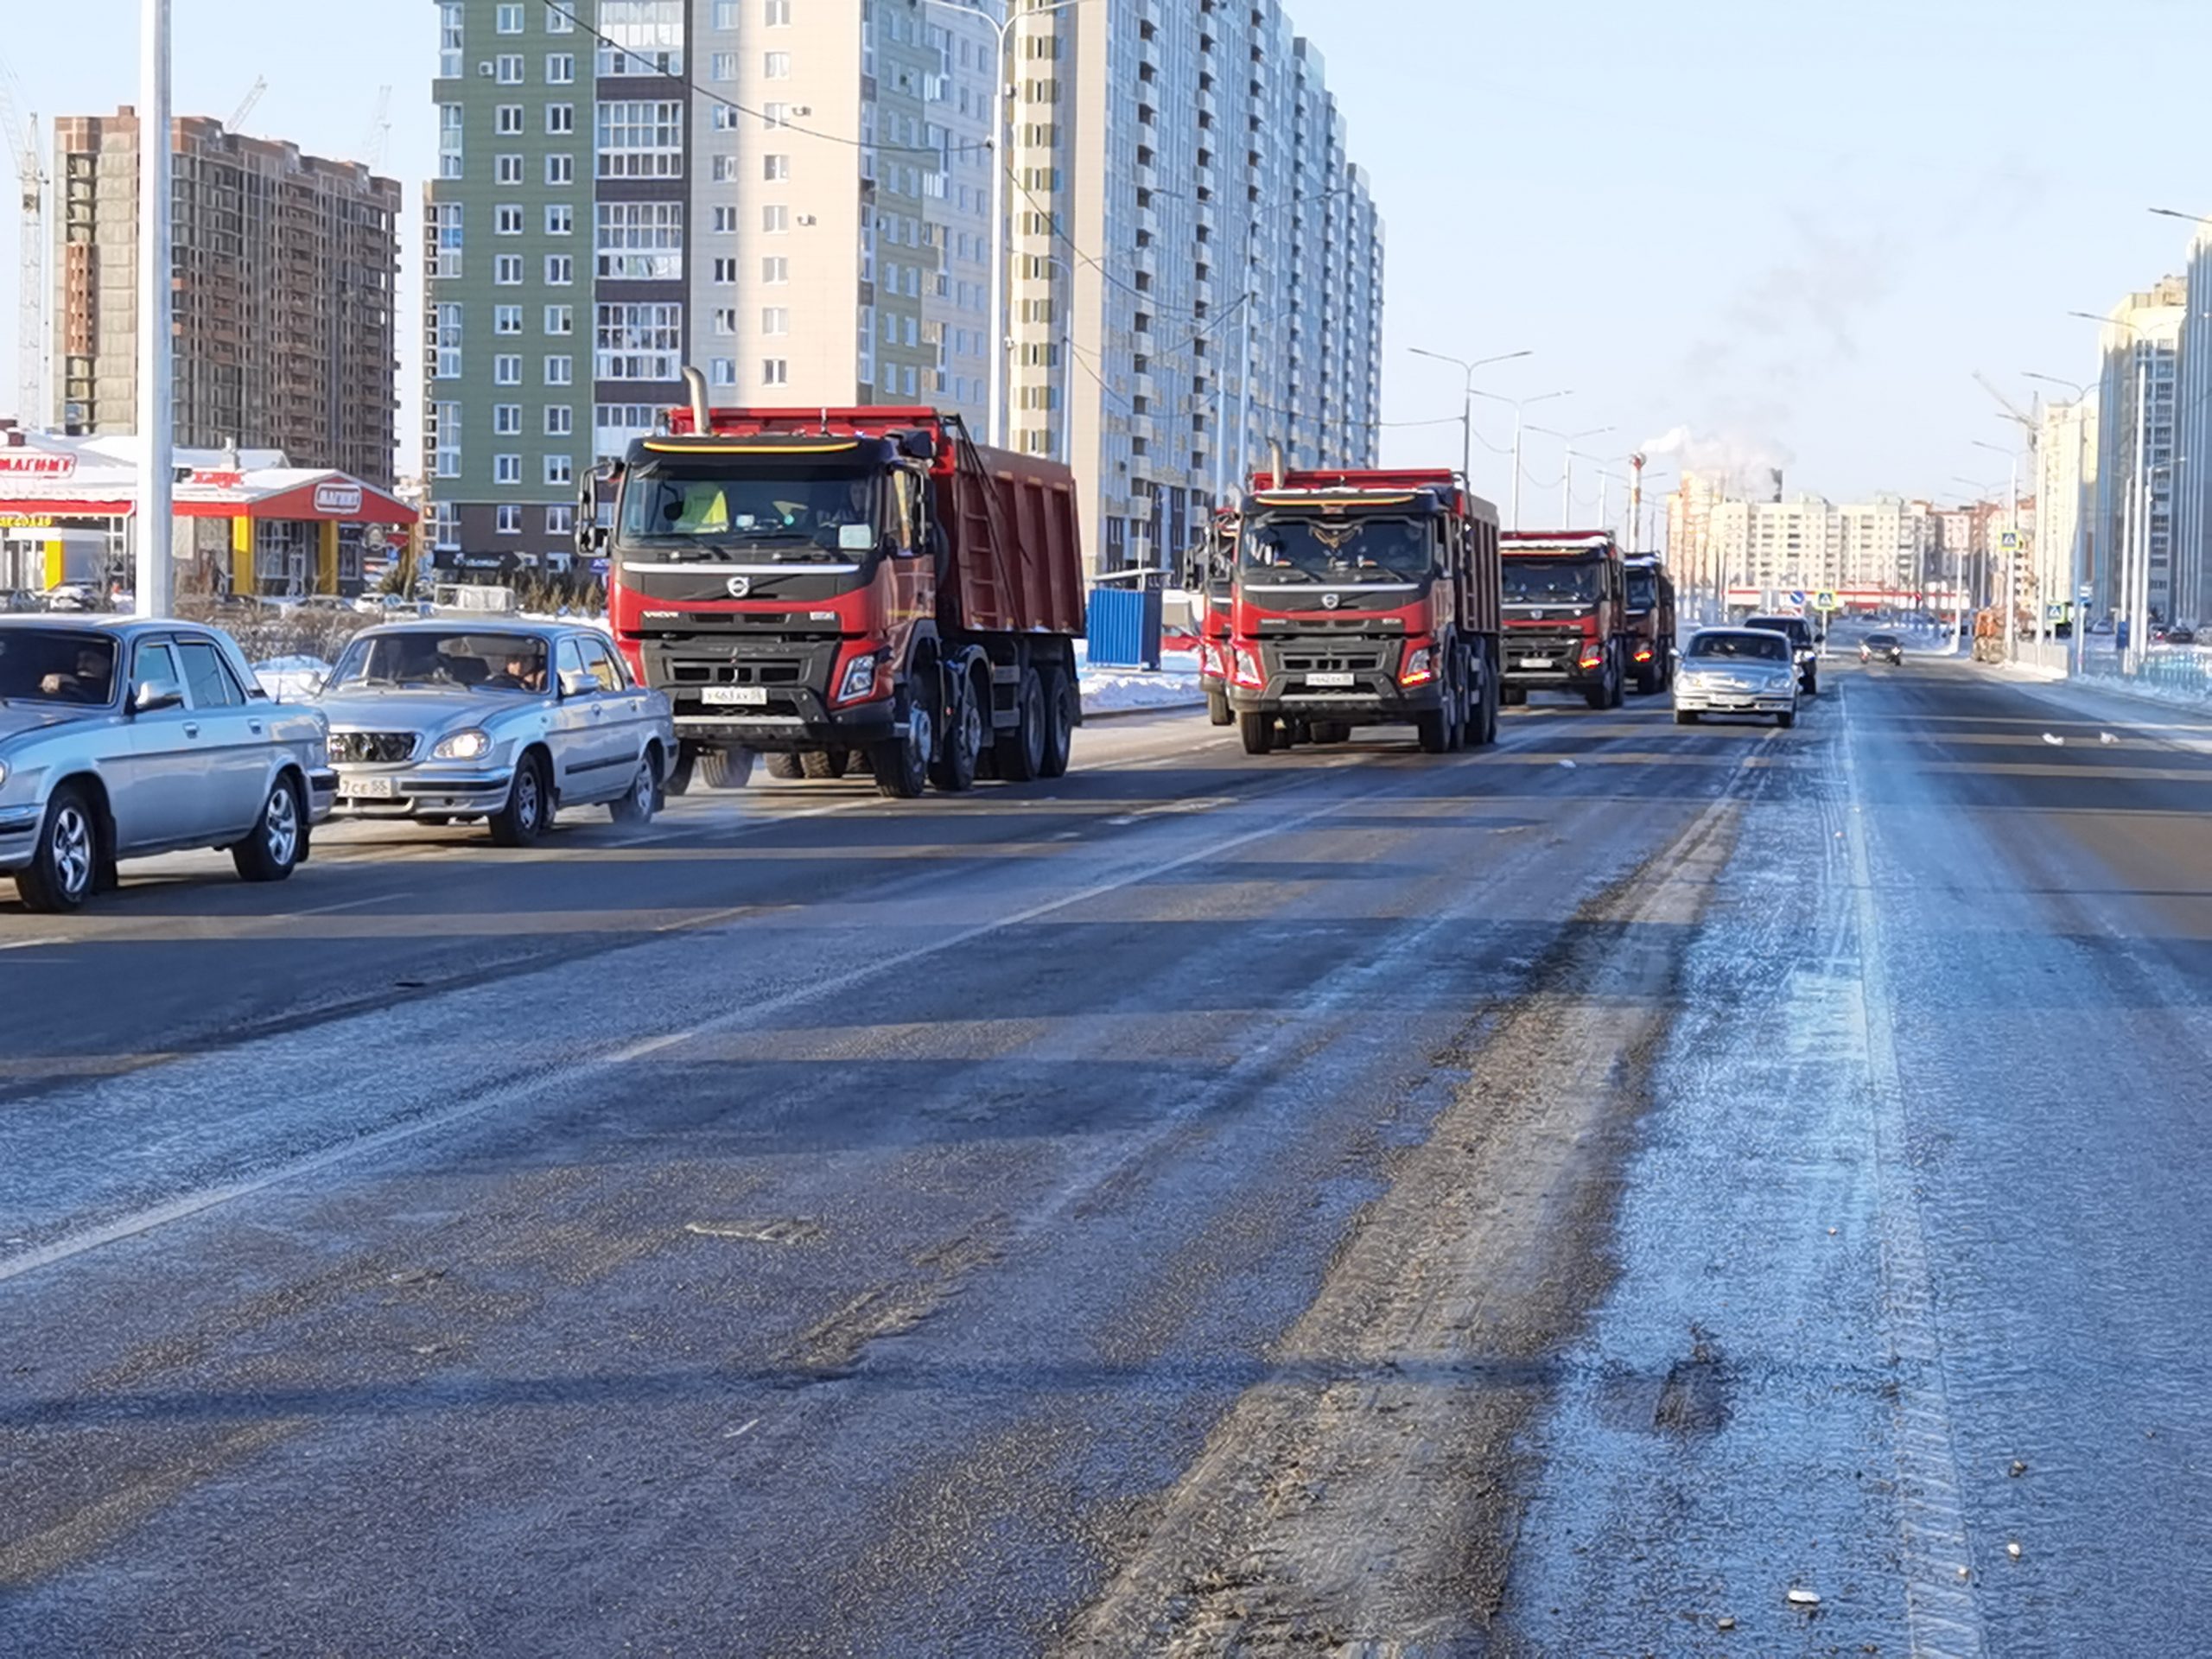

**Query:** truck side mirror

left=900, top=431, right=938, bottom=461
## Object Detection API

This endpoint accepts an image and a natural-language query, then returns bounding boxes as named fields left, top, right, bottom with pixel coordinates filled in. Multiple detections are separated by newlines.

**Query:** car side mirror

left=558, top=669, right=599, bottom=698
left=132, top=677, right=186, bottom=715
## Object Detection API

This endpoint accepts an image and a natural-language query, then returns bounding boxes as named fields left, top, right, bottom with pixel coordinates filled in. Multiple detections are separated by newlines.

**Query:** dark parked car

left=1743, top=613, right=1821, bottom=694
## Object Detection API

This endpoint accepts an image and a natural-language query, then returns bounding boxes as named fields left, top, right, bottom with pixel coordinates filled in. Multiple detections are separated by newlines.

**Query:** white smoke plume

left=1640, top=426, right=1795, bottom=499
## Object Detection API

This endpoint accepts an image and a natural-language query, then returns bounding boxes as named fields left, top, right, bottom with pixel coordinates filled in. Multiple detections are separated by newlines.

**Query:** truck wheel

left=1474, top=653, right=1501, bottom=747
left=697, top=748, right=755, bottom=791
left=802, top=748, right=852, bottom=780
left=1608, top=648, right=1627, bottom=709
left=872, top=687, right=931, bottom=799
left=1205, top=687, right=1233, bottom=727
left=1038, top=665, right=1076, bottom=779
left=994, top=666, right=1047, bottom=782
left=929, top=669, right=982, bottom=792
left=1635, top=660, right=1660, bottom=696
left=765, top=753, right=805, bottom=781
left=1237, top=711, right=1276, bottom=755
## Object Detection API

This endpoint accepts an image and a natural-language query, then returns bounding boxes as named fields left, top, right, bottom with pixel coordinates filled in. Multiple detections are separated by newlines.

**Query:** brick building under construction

left=49, top=109, right=400, bottom=486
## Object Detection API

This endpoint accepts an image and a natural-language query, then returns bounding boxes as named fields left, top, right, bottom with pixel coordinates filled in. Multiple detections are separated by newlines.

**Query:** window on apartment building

left=594, top=404, right=659, bottom=461
left=596, top=1, right=684, bottom=76
left=763, top=359, right=791, bottom=387
left=547, top=53, right=575, bottom=85
left=545, top=204, right=573, bottom=235
left=761, top=308, right=789, bottom=336
left=544, top=455, right=574, bottom=487
left=546, top=103, right=575, bottom=135
left=594, top=201, right=684, bottom=280
left=497, top=105, right=524, bottom=135
left=711, top=106, right=744, bottom=133
left=762, top=205, right=789, bottom=232
left=595, top=302, right=685, bottom=381
left=713, top=308, right=737, bottom=336
left=545, top=254, right=574, bottom=284
left=545, top=153, right=574, bottom=185
left=545, top=355, right=575, bottom=385
left=438, top=105, right=464, bottom=177
left=760, top=103, right=791, bottom=130
left=439, top=3, right=465, bottom=79
left=764, top=52, right=792, bottom=79
left=595, top=100, right=684, bottom=178
left=432, top=303, right=463, bottom=378
left=429, top=205, right=464, bottom=278
left=545, top=2, right=575, bottom=31
left=710, top=52, right=739, bottom=82
left=496, top=3, right=524, bottom=33
left=495, top=454, right=523, bottom=486
left=763, top=153, right=791, bottom=181
left=546, top=505, right=575, bottom=535
left=712, top=257, right=739, bottom=283
left=710, top=359, right=738, bottom=387
left=882, top=313, right=896, bottom=344
left=494, top=254, right=523, bottom=284
left=765, top=0, right=791, bottom=22
left=494, top=404, right=522, bottom=435
left=711, top=0, right=741, bottom=25
left=710, top=154, right=739, bottom=181
left=494, top=354, right=522, bottom=385
left=496, top=205, right=524, bottom=235
left=496, top=154, right=524, bottom=185
left=711, top=206, right=739, bottom=233
left=762, top=256, right=788, bottom=283
left=544, top=304, right=574, bottom=335
left=495, top=54, right=524, bottom=84
left=904, top=366, right=918, bottom=397
left=494, top=305, right=522, bottom=335
left=546, top=406, right=574, bottom=436
left=497, top=503, right=524, bottom=533
left=429, top=401, right=461, bottom=478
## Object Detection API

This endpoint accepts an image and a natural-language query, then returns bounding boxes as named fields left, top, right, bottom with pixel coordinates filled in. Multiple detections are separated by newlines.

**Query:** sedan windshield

left=1866, top=633, right=1901, bottom=648
left=1687, top=632, right=1790, bottom=664
left=333, top=632, right=550, bottom=694
left=619, top=466, right=880, bottom=562
left=1243, top=518, right=1427, bottom=582
left=1503, top=559, right=1601, bottom=604
left=0, top=630, right=118, bottom=705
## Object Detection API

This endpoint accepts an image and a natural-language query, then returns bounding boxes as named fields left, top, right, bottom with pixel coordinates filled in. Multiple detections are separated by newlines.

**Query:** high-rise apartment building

left=425, top=0, right=1385, bottom=578
left=2172, top=231, right=2212, bottom=626
left=2092, top=276, right=2183, bottom=623
left=1701, top=493, right=1936, bottom=596
left=52, top=110, right=402, bottom=485
left=2038, top=394, right=2096, bottom=624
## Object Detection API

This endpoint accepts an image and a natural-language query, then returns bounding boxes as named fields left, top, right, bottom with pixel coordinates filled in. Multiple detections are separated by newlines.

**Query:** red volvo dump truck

left=1499, top=530, right=1633, bottom=709
left=585, top=375, right=1085, bottom=798
left=1224, top=468, right=1503, bottom=755
left=1623, top=554, right=1677, bottom=694
left=1185, top=505, right=1239, bottom=727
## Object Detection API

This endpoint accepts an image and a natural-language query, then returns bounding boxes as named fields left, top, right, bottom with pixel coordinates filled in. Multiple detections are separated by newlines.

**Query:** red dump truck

left=1623, top=554, right=1677, bottom=695
left=1499, top=531, right=1633, bottom=709
left=1224, top=467, right=1503, bottom=754
left=585, top=375, right=1085, bottom=798
left=1185, top=505, right=1239, bottom=726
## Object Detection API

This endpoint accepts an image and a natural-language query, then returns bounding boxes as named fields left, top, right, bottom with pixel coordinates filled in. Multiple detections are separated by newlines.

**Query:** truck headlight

left=433, top=728, right=492, bottom=760
left=835, top=653, right=879, bottom=704
left=1400, top=645, right=1435, bottom=687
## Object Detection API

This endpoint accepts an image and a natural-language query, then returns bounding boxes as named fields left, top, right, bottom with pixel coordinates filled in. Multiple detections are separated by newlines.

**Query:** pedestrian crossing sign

left=1814, top=590, right=1837, bottom=611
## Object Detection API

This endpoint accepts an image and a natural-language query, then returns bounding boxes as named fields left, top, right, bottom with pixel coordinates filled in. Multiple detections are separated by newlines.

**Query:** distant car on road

left=317, top=620, right=674, bottom=845
left=1743, top=612, right=1821, bottom=694
left=1673, top=626, right=1800, bottom=728
left=1860, top=631, right=1904, bottom=664
left=0, top=617, right=336, bottom=912
left=2164, top=624, right=2197, bottom=645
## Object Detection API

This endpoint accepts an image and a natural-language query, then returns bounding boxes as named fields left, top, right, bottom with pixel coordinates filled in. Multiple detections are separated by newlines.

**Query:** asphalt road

left=1, top=656, right=2207, bottom=1655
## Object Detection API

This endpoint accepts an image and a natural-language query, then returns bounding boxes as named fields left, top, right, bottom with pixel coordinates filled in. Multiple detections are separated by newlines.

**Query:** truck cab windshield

left=1626, top=572, right=1657, bottom=610
left=618, top=466, right=880, bottom=562
left=1243, top=518, right=1427, bottom=582
left=1503, top=559, right=1601, bottom=605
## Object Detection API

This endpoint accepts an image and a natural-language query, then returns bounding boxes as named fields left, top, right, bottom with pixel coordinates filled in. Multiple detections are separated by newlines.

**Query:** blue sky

left=4, top=0, right=2210, bottom=514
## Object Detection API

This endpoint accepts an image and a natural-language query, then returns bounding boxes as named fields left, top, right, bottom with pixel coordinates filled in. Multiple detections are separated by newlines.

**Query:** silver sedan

left=0, top=617, right=336, bottom=912
left=317, top=621, right=675, bottom=845
left=1672, top=627, right=1802, bottom=728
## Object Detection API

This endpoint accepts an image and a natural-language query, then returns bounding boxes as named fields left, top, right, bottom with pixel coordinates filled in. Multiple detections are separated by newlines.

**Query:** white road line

left=289, top=892, right=418, bottom=918
left=0, top=937, right=67, bottom=952
left=1843, top=682, right=1987, bottom=1658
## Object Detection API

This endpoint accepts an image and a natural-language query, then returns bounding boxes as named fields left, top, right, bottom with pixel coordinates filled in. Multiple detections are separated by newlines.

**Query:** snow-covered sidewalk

left=1077, top=643, right=1205, bottom=716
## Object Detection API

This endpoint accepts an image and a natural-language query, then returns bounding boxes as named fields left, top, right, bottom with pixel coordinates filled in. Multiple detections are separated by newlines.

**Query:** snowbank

left=253, top=656, right=333, bottom=703
left=1076, top=641, right=1206, bottom=715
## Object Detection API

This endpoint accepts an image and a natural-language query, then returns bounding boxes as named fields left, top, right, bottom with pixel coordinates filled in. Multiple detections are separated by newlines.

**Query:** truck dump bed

left=664, top=405, right=1085, bottom=639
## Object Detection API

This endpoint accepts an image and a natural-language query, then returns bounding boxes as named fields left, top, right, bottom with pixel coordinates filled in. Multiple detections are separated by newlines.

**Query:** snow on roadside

left=253, top=656, right=333, bottom=703
left=1076, top=640, right=1205, bottom=715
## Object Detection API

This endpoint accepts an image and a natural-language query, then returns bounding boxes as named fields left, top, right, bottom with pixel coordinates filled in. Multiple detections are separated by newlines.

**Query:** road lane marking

left=288, top=892, right=419, bottom=918
left=0, top=937, right=66, bottom=952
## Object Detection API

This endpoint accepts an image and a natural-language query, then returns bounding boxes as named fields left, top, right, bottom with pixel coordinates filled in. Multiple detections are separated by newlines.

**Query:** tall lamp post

left=1527, top=424, right=1616, bottom=525
left=923, top=0, right=1091, bottom=450
left=1471, top=387, right=1573, bottom=531
left=1972, top=435, right=2024, bottom=662
left=1405, top=346, right=1533, bottom=481
left=136, top=0, right=173, bottom=616
left=2024, top=370, right=2093, bottom=678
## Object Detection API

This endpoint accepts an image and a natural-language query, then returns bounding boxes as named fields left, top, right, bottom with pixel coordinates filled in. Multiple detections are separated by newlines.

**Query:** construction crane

left=1974, top=371, right=2043, bottom=444
left=361, top=86, right=393, bottom=170
left=229, top=76, right=268, bottom=134
left=0, top=55, right=45, bottom=425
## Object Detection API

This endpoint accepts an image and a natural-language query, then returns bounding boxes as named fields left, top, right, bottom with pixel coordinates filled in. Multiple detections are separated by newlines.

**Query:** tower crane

left=361, top=86, right=393, bottom=170
left=229, top=76, right=268, bottom=134
left=0, top=55, right=45, bottom=424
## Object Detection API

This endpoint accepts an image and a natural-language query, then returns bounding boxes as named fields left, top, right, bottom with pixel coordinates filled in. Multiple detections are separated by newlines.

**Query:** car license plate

left=702, top=685, right=769, bottom=707
left=344, top=774, right=399, bottom=799
left=1306, top=672, right=1356, bottom=688
left=1521, top=656, right=1555, bottom=670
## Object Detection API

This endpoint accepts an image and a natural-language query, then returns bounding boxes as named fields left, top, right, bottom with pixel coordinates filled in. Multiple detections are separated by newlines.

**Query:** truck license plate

left=1520, top=656, right=1555, bottom=670
left=344, top=774, right=398, bottom=798
left=1306, top=672, right=1356, bottom=688
left=702, top=685, right=769, bottom=707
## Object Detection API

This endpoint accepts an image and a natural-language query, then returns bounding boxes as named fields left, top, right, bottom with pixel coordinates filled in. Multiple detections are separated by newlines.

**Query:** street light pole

left=1528, top=424, right=1615, bottom=526
left=1471, top=387, right=1573, bottom=531
left=1973, top=437, right=2020, bottom=661
left=2026, top=372, right=2093, bottom=677
left=1406, top=346, right=1533, bottom=483
left=135, top=0, right=173, bottom=616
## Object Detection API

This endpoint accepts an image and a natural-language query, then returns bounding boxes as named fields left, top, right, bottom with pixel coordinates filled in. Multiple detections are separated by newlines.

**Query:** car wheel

left=609, top=755, right=657, bottom=824
left=16, top=784, right=99, bottom=913
left=489, top=751, right=551, bottom=847
left=1675, top=709, right=1700, bottom=725
left=1777, top=709, right=1797, bottom=729
left=231, top=775, right=304, bottom=884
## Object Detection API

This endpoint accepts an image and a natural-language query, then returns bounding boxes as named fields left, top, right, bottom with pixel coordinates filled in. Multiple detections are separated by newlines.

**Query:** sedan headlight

left=0, top=760, right=10, bottom=790
left=432, top=728, right=493, bottom=760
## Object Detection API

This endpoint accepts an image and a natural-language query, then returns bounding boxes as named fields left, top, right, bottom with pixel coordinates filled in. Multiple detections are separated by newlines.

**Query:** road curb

left=1082, top=699, right=1208, bottom=721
